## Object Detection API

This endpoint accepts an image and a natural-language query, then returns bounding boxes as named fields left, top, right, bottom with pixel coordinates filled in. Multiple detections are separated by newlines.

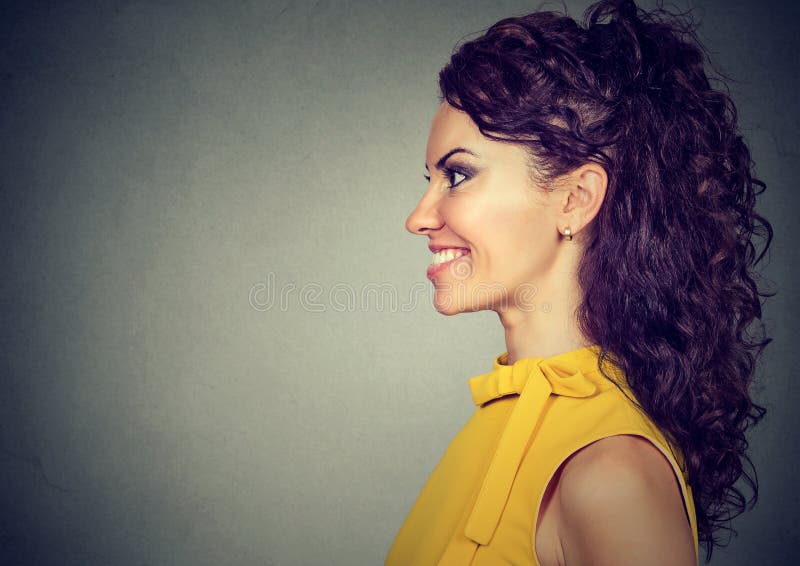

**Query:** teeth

left=432, top=248, right=467, bottom=265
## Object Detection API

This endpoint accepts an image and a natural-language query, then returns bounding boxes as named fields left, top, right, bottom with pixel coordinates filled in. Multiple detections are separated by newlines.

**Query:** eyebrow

left=425, top=147, right=479, bottom=171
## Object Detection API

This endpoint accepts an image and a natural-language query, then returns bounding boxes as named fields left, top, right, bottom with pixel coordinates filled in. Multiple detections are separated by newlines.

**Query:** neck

left=497, top=282, right=590, bottom=364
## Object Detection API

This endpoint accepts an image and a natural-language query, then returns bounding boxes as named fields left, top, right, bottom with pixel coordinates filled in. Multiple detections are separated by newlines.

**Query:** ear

left=556, top=162, right=607, bottom=241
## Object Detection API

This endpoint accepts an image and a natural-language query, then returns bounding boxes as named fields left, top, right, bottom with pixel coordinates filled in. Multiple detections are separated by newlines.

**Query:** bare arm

left=556, top=435, right=696, bottom=566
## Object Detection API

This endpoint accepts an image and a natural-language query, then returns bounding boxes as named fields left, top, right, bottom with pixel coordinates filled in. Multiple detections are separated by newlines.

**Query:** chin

left=433, top=292, right=487, bottom=316
left=433, top=291, right=465, bottom=316
left=433, top=297, right=461, bottom=316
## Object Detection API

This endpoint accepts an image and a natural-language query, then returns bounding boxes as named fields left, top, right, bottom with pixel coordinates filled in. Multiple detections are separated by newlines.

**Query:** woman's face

left=406, top=102, right=565, bottom=315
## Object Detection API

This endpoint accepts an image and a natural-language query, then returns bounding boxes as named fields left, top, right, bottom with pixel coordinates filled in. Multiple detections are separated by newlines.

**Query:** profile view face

left=406, top=102, right=567, bottom=316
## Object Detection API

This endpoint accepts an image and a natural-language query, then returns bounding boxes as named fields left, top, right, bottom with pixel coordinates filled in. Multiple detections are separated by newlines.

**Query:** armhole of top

left=532, top=432, right=698, bottom=565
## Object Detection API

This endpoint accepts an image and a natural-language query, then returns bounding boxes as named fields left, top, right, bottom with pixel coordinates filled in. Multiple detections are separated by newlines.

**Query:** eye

left=423, top=173, right=431, bottom=183
left=445, top=168, right=468, bottom=189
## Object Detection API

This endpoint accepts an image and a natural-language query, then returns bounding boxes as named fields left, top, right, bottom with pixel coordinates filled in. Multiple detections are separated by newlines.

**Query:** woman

left=386, top=0, right=773, bottom=565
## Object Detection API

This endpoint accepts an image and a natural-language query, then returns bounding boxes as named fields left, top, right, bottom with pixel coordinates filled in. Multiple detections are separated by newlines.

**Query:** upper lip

left=428, top=244, right=471, bottom=253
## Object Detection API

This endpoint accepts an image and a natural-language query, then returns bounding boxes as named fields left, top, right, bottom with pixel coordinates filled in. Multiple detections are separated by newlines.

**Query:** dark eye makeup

left=423, top=163, right=475, bottom=190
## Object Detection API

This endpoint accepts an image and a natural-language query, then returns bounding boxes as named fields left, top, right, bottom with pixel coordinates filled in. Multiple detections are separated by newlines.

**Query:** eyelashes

left=423, top=166, right=472, bottom=190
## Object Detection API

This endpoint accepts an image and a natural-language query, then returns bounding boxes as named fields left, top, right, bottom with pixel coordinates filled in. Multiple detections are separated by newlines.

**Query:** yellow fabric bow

left=463, top=353, right=599, bottom=547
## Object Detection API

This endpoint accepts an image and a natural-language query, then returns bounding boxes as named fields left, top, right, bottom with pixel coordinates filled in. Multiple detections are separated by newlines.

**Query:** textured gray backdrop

left=1, top=0, right=797, bottom=564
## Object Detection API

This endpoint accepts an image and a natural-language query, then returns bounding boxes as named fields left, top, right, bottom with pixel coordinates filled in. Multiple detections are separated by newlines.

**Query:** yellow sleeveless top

left=385, top=345, right=699, bottom=565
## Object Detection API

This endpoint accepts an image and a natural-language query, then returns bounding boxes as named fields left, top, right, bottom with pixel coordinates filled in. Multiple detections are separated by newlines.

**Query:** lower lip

left=427, top=252, right=471, bottom=280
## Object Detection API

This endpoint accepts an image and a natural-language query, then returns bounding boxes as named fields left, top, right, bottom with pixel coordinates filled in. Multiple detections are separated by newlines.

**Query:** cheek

left=515, top=209, right=551, bottom=242
left=487, top=209, right=554, bottom=279
left=440, top=198, right=484, bottom=238
left=485, top=204, right=541, bottom=248
left=441, top=189, right=549, bottom=257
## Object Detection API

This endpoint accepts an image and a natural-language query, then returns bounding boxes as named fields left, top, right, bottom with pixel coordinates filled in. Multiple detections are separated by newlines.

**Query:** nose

left=405, top=190, right=444, bottom=235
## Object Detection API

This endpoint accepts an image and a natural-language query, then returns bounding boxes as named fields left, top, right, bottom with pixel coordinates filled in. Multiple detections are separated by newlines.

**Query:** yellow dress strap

left=439, top=353, right=599, bottom=563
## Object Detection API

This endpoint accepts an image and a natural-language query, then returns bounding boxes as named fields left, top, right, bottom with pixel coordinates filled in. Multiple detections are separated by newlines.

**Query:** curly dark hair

left=437, top=0, right=774, bottom=561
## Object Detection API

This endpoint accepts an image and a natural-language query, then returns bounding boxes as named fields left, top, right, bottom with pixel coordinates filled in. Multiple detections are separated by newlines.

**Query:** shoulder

left=555, top=435, right=695, bottom=566
left=558, top=435, right=673, bottom=500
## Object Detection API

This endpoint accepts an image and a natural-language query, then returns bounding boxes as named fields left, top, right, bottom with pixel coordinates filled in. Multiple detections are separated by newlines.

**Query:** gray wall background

left=1, top=1, right=796, bottom=564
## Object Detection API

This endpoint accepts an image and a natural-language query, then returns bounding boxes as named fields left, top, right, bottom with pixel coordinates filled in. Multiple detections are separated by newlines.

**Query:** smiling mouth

left=432, top=248, right=468, bottom=264
left=427, top=248, right=471, bottom=280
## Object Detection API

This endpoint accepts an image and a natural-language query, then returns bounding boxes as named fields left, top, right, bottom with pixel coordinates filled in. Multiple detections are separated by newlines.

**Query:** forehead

left=426, top=102, right=485, bottom=162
